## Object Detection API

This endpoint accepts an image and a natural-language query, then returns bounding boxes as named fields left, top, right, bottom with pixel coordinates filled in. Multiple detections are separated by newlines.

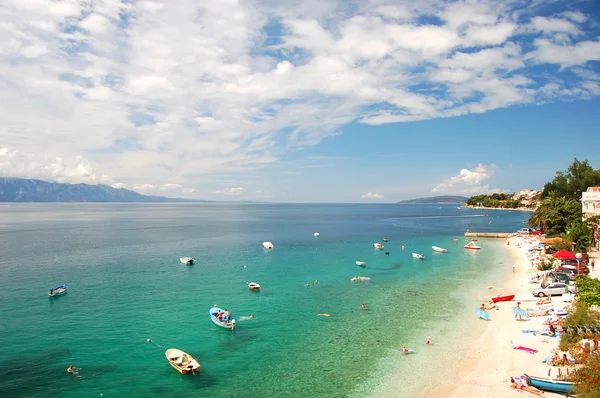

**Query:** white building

left=582, top=186, right=600, bottom=250
left=582, top=186, right=600, bottom=219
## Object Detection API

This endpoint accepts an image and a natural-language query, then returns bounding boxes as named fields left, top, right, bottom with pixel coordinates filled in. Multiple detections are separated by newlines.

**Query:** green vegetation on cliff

left=465, top=193, right=524, bottom=209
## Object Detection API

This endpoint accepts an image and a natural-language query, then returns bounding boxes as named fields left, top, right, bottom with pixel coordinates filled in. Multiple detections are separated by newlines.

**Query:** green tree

left=529, top=193, right=581, bottom=235
left=564, top=221, right=592, bottom=253
left=541, top=159, right=600, bottom=201
left=575, top=275, right=600, bottom=307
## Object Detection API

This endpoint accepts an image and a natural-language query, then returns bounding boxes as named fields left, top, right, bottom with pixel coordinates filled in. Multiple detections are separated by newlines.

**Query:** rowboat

left=48, top=285, right=67, bottom=296
left=373, top=243, right=384, bottom=249
left=355, top=261, right=366, bottom=267
left=247, top=282, right=261, bottom=291
left=412, top=253, right=425, bottom=260
left=491, top=294, right=515, bottom=303
left=432, top=246, right=447, bottom=253
left=209, top=306, right=235, bottom=330
left=524, top=374, right=574, bottom=394
left=179, top=256, right=195, bottom=265
left=165, top=348, right=201, bottom=374
left=464, top=241, right=481, bottom=250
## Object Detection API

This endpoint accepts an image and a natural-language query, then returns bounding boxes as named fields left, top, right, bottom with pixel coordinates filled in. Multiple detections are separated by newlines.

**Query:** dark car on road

left=558, top=264, right=590, bottom=275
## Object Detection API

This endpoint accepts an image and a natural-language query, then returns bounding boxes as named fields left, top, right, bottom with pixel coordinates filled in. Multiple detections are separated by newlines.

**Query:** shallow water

left=0, top=203, right=528, bottom=397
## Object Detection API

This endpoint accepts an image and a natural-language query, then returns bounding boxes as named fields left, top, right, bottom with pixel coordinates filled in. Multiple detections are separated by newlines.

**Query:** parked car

left=517, top=228, right=533, bottom=235
left=532, top=282, right=577, bottom=297
left=562, top=259, right=588, bottom=267
left=547, top=271, right=573, bottom=283
left=516, top=227, right=544, bottom=235
left=558, top=264, right=590, bottom=275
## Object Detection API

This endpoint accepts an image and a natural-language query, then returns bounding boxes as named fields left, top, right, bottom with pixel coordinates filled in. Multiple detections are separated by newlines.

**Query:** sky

left=1, top=0, right=599, bottom=203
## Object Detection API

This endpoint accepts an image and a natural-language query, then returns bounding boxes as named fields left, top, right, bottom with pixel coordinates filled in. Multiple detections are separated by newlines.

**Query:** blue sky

left=0, top=0, right=599, bottom=202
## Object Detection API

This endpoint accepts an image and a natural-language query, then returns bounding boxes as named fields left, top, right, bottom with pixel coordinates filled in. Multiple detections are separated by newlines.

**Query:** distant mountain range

left=397, top=195, right=469, bottom=204
left=0, top=178, right=210, bottom=203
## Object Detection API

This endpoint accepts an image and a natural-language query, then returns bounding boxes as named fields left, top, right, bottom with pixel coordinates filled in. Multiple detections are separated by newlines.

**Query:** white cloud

left=529, top=17, right=581, bottom=35
left=0, top=148, right=114, bottom=185
left=214, top=187, right=246, bottom=195
left=528, top=39, right=600, bottom=67
left=0, top=1, right=599, bottom=201
left=362, top=192, right=384, bottom=199
left=432, top=163, right=497, bottom=194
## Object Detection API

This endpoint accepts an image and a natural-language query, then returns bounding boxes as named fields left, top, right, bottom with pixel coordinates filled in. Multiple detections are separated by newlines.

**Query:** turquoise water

left=0, top=204, right=529, bottom=397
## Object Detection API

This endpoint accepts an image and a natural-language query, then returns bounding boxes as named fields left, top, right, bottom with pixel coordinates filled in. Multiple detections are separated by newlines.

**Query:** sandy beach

left=430, top=235, right=599, bottom=398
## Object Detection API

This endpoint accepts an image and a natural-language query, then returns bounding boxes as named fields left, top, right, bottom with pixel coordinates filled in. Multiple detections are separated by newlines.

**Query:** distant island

left=397, top=195, right=469, bottom=204
left=0, top=177, right=211, bottom=203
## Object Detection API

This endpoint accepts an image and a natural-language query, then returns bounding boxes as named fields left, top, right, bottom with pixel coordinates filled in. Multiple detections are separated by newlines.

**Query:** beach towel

left=513, top=345, right=538, bottom=354
left=476, top=309, right=489, bottom=320
left=512, top=307, right=529, bottom=318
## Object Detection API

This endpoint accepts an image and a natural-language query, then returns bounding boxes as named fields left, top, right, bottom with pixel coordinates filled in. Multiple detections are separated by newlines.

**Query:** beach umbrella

left=552, top=249, right=576, bottom=260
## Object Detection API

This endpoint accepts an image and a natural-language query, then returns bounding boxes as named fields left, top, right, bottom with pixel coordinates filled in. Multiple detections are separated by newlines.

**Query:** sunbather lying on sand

left=509, top=377, right=544, bottom=396
left=536, top=296, right=551, bottom=305
left=527, top=309, right=550, bottom=317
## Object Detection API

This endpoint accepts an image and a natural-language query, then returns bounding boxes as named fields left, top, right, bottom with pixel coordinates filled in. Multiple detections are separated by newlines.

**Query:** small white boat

left=262, top=241, right=274, bottom=249
left=351, top=276, right=371, bottom=282
left=412, top=253, right=425, bottom=260
left=48, top=285, right=67, bottom=296
left=247, top=282, right=261, bottom=291
left=314, top=232, right=320, bottom=237
left=373, top=243, right=384, bottom=249
left=179, top=256, right=195, bottom=265
left=382, top=237, right=388, bottom=242
left=464, top=241, right=481, bottom=250
left=432, top=246, right=447, bottom=253
left=355, top=261, right=366, bottom=266
left=165, top=348, right=201, bottom=375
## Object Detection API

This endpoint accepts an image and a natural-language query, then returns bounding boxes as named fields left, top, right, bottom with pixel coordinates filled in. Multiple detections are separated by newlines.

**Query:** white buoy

left=262, top=241, right=274, bottom=249
left=314, top=232, right=320, bottom=237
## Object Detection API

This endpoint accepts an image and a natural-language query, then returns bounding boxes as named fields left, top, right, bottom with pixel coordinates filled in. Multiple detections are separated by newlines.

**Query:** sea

left=0, top=203, right=530, bottom=398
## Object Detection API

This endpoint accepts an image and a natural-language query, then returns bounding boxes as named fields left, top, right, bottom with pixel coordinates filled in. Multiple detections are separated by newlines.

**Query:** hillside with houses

left=465, top=190, right=541, bottom=210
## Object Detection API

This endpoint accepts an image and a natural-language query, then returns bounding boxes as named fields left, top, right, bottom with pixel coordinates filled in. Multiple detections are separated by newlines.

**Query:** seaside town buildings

left=512, top=189, right=541, bottom=208
left=582, top=186, right=600, bottom=250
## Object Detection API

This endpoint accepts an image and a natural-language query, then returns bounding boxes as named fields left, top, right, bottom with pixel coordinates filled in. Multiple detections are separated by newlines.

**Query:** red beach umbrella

left=552, top=249, right=576, bottom=260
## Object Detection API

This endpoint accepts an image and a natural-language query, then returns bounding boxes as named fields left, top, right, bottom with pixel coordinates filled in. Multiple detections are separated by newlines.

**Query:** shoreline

left=463, top=205, right=536, bottom=213
left=370, top=235, right=581, bottom=397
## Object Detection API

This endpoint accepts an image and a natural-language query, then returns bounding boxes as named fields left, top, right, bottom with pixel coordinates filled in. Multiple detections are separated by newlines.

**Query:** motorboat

left=262, top=241, right=274, bottom=249
left=179, top=256, right=195, bottom=265
left=382, top=237, right=388, bottom=242
left=355, top=261, right=366, bottom=267
left=165, top=348, right=201, bottom=375
left=48, top=285, right=67, bottom=296
left=464, top=241, right=481, bottom=250
left=314, top=232, right=320, bottom=237
left=432, top=246, right=447, bottom=253
left=524, top=374, right=573, bottom=394
left=373, top=243, right=384, bottom=249
left=412, top=253, right=425, bottom=260
left=247, top=282, right=261, bottom=291
left=209, top=306, right=236, bottom=330
left=351, top=276, right=371, bottom=282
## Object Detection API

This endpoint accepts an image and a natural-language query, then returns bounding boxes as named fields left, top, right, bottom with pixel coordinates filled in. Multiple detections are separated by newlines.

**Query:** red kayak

left=491, top=294, right=515, bottom=303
